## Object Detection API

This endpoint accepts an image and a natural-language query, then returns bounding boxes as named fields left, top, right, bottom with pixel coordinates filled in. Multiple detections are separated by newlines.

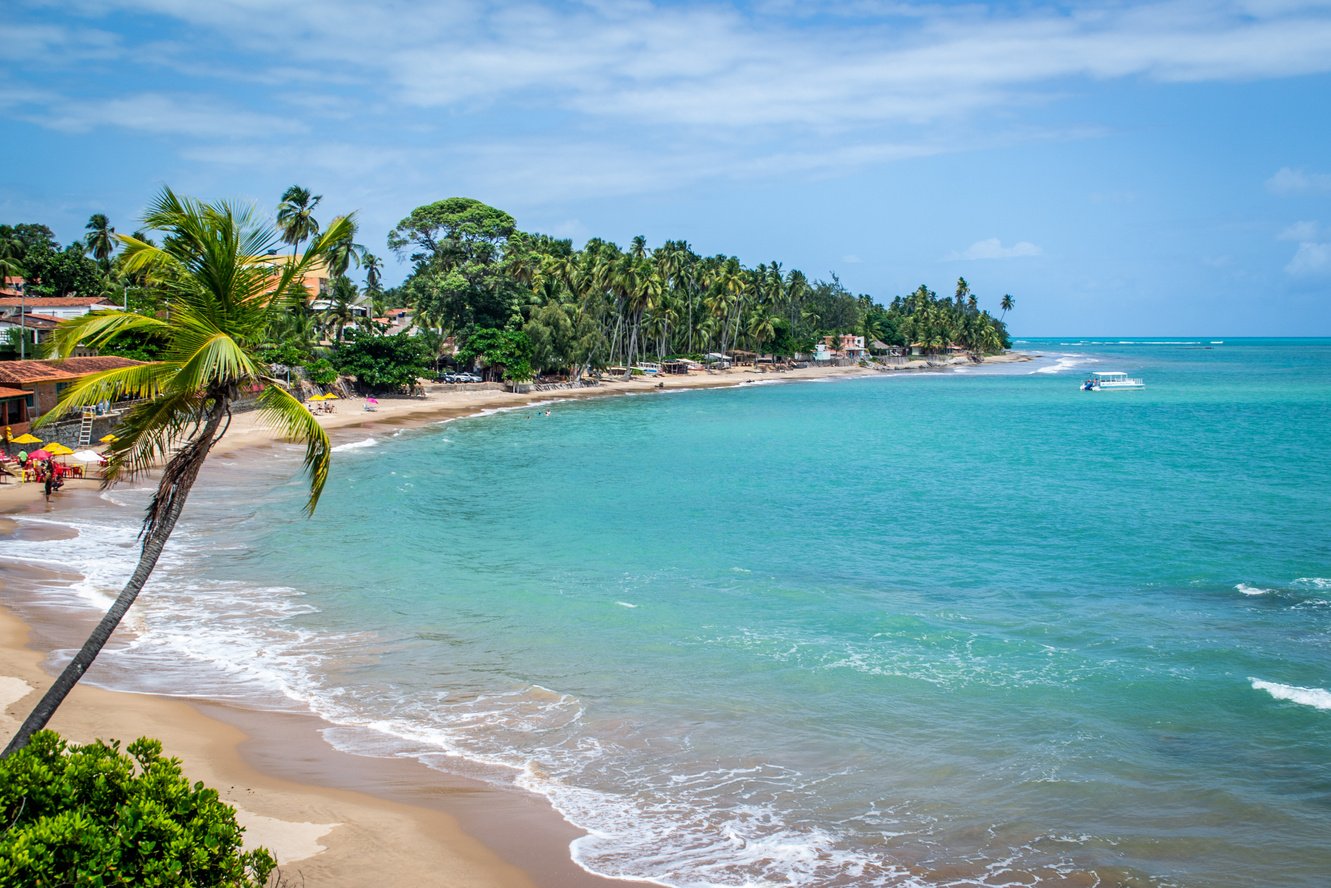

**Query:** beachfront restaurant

left=0, top=356, right=144, bottom=435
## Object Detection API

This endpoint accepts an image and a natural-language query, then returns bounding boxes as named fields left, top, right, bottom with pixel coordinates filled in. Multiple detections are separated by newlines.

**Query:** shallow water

left=8, top=338, right=1330, bottom=887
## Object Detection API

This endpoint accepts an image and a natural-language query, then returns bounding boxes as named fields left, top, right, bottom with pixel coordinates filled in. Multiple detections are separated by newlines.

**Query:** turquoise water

left=13, top=339, right=1331, bottom=886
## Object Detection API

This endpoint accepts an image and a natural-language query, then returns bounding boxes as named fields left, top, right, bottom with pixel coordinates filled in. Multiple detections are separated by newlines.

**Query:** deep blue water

left=11, top=338, right=1330, bottom=887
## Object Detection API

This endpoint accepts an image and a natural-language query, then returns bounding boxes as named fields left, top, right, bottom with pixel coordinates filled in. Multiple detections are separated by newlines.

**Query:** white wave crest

left=331, top=437, right=378, bottom=452
left=1236, top=583, right=1274, bottom=596
left=1294, top=577, right=1331, bottom=590
left=1251, top=678, right=1331, bottom=711
left=1032, top=354, right=1096, bottom=375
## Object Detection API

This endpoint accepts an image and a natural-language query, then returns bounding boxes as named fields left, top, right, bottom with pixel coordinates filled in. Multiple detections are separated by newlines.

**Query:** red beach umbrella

left=28, top=449, right=52, bottom=461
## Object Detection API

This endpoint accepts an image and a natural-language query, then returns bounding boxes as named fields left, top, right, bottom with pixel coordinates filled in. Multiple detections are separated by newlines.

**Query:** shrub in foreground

left=0, top=730, right=275, bottom=887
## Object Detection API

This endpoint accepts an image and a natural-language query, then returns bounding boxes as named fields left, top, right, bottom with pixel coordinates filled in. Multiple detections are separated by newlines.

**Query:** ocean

left=5, top=338, right=1330, bottom=887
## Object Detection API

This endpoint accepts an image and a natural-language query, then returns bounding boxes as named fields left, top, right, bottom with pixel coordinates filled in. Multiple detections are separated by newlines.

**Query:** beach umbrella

left=310, top=394, right=327, bottom=401
left=28, top=449, right=51, bottom=461
left=44, top=442, right=75, bottom=456
left=366, top=397, right=378, bottom=404
left=99, top=433, right=118, bottom=443
left=322, top=393, right=339, bottom=400
left=12, top=433, right=42, bottom=445
left=71, top=450, right=103, bottom=463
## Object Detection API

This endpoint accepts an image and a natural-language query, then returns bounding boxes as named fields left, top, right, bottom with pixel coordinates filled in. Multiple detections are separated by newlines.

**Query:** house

left=0, top=356, right=145, bottom=434
left=0, top=295, right=124, bottom=320
left=255, top=254, right=332, bottom=301
left=0, top=312, right=60, bottom=347
left=815, top=334, right=868, bottom=361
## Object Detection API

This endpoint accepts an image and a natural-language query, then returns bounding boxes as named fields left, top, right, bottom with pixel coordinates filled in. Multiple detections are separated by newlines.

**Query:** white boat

left=1081, top=371, right=1144, bottom=391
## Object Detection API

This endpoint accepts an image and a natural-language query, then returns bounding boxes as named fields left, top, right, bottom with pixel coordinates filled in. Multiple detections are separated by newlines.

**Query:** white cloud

left=1285, top=240, right=1331, bottom=276
left=21, top=92, right=305, bottom=139
left=947, top=238, right=1043, bottom=261
left=1267, top=167, right=1331, bottom=195
left=1278, top=220, right=1322, bottom=241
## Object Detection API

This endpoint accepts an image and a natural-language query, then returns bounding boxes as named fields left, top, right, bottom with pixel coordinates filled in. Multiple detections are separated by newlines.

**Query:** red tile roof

left=0, top=296, right=121, bottom=309
left=0, top=356, right=144, bottom=385
left=0, top=386, right=29, bottom=399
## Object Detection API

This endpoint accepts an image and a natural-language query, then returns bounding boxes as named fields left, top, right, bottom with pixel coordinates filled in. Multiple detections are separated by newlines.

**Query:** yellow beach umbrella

left=309, top=394, right=327, bottom=401
left=12, top=433, right=42, bottom=445
left=99, top=433, right=118, bottom=443
left=44, top=443, right=75, bottom=456
left=322, top=393, right=339, bottom=400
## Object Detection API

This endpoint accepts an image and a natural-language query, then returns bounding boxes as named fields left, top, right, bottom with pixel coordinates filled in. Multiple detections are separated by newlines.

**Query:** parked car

left=438, top=371, right=482, bottom=383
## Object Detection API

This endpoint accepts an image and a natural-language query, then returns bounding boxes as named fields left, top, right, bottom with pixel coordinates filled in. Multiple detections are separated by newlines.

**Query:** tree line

left=1, top=192, right=1013, bottom=383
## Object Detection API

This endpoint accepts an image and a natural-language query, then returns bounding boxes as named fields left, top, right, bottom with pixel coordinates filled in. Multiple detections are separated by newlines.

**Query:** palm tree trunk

left=3, top=405, right=227, bottom=757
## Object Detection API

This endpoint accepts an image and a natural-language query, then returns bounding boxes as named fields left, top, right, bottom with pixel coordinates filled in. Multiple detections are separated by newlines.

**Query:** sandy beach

left=0, top=357, right=1026, bottom=886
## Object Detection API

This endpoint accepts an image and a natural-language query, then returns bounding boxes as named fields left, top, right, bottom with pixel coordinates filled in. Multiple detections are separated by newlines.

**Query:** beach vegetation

left=457, top=326, right=534, bottom=382
left=304, top=356, right=339, bottom=386
left=331, top=330, right=433, bottom=392
left=0, top=730, right=275, bottom=887
left=2, top=186, right=353, bottom=758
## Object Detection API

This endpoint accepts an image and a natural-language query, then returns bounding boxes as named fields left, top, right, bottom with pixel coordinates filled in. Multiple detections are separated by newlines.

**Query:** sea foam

left=1250, top=678, right=1331, bottom=711
left=331, top=437, right=378, bottom=452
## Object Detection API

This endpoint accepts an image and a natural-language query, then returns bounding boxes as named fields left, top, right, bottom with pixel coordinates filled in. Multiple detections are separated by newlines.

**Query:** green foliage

left=257, top=342, right=310, bottom=369
left=457, top=327, right=533, bottom=382
left=98, top=328, right=169, bottom=362
left=0, top=731, right=275, bottom=887
left=390, top=198, right=523, bottom=334
left=304, top=357, right=338, bottom=386
left=332, top=332, right=432, bottom=391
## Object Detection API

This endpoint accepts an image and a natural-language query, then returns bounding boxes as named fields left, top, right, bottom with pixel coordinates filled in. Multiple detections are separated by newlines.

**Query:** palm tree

left=84, top=213, right=117, bottom=270
left=1000, top=293, right=1015, bottom=322
left=362, top=252, right=383, bottom=294
left=2, top=187, right=353, bottom=757
left=276, top=185, right=322, bottom=255
left=0, top=233, right=24, bottom=282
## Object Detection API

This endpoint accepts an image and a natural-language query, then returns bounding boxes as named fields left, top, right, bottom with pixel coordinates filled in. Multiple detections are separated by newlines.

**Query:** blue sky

left=4, top=0, right=1331, bottom=335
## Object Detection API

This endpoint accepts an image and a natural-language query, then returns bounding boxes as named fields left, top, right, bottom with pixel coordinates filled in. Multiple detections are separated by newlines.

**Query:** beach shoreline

left=0, top=356, right=1029, bottom=886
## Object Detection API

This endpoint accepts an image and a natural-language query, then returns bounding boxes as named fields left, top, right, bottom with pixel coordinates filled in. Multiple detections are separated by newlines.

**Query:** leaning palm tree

left=999, top=293, right=1015, bottom=322
left=2, top=187, right=354, bottom=758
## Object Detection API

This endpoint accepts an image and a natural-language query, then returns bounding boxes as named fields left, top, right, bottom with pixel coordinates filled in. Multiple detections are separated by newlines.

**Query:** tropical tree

left=276, top=185, right=322, bottom=254
left=0, top=232, right=25, bottom=282
left=1000, top=293, right=1014, bottom=322
left=2, top=187, right=353, bottom=758
left=362, top=252, right=383, bottom=294
left=84, top=213, right=117, bottom=270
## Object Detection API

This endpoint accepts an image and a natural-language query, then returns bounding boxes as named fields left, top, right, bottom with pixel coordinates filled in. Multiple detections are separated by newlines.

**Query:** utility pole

left=18, top=281, right=25, bottom=360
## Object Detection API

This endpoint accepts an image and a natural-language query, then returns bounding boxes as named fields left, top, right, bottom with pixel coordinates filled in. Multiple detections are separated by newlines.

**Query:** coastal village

left=0, top=198, right=1017, bottom=484
left=0, top=193, right=1025, bottom=885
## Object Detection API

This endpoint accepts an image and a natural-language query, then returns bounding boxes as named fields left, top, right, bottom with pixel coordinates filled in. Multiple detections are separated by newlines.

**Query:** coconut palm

left=276, top=185, right=322, bottom=254
left=1000, top=293, right=1015, bottom=322
left=362, top=252, right=383, bottom=294
left=0, top=233, right=24, bottom=282
left=84, top=213, right=117, bottom=270
left=2, top=187, right=353, bottom=757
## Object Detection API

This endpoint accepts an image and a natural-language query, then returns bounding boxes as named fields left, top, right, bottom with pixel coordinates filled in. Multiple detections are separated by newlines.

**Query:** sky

left=4, top=0, right=1331, bottom=336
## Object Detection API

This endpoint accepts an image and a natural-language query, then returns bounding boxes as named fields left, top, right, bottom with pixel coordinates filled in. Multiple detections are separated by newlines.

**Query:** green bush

left=303, top=357, right=338, bottom=386
left=0, top=731, right=275, bottom=887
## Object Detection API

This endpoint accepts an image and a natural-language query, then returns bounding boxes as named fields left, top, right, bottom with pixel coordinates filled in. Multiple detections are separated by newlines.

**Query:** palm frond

left=253, top=383, right=331, bottom=515
left=45, top=311, right=170, bottom=360
left=101, top=390, right=208, bottom=485
left=34, top=363, right=178, bottom=426
left=169, top=333, right=262, bottom=395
